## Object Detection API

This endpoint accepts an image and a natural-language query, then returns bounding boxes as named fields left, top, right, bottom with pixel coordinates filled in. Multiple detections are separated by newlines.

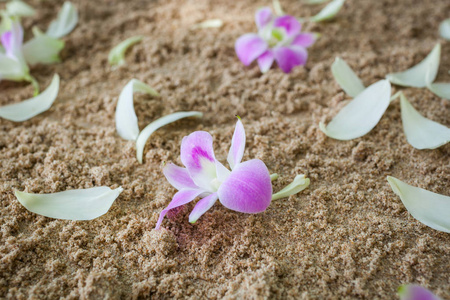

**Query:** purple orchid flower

left=155, top=118, right=310, bottom=229
left=235, top=7, right=316, bottom=73
left=398, top=285, right=441, bottom=300
left=0, top=20, right=30, bottom=82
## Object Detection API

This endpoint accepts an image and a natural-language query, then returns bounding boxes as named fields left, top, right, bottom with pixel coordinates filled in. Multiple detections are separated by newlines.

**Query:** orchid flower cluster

left=156, top=118, right=310, bottom=229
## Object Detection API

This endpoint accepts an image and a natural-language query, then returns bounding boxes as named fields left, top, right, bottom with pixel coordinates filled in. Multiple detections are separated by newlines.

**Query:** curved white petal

left=46, top=2, right=78, bottom=39
left=427, top=82, right=450, bottom=100
left=23, top=27, right=64, bottom=65
left=320, top=80, right=391, bottom=140
left=15, top=186, right=123, bottom=220
left=115, top=79, right=159, bottom=141
left=400, top=94, right=450, bottom=149
left=108, top=36, right=143, bottom=67
left=191, top=19, right=223, bottom=29
left=0, top=74, right=59, bottom=122
left=136, top=111, right=203, bottom=164
left=331, top=57, right=365, bottom=97
left=387, top=176, right=450, bottom=233
left=271, top=174, right=310, bottom=200
left=439, top=19, right=450, bottom=40
left=310, top=0, right=345, bottom=22
left=6, top=0, right=35, bottom=17
left=272, top=0, right=285, bottom=16
left=386, top=43, right=441, bottom=88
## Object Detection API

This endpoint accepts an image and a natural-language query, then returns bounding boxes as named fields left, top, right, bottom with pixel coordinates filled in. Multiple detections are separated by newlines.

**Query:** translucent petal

left=310, top=0, right=345, bottom=22
left=386, top=43, right=441, bottom=88
left=439, top=18, right=450, bottom=40
left=189, top=192, right=219, bottom=223
left=15, top=186, right=123, bottom=220
left=271, top=174, right=310, bottom=200
left=6, top=0, right=35, bottom=17
left=398, top=284, right=441, bottom=300
left=46, top=1, right=78, bottom=39
left=108, top=36, right=143, bottom=67
left=427, top=82, right=450, bottom=100
left=0, top=74, right=59, bottom=122
left=191, top=19, right=223, bottom=29
left=387, top=176, right=450, bottom=233
left=136, top=111, right=203, bottom=163
left=331, top=57, right=365, bottom=97
left=115, top=79, right=159, bottom=141
left=227, top=118, right=246, bottom=170
left=319, top=80, right=391, bottom=140
left=23, top=27, right=64, bottom=65
left=400, top=94, right=450, bottom=149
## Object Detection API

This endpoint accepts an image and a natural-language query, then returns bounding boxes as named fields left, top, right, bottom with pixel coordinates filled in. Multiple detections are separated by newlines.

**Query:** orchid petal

left=310, top=0, right=345, bottom=22
left=155, top=189, right=204, bottom=230
left=235, top=33, right=268, bottom=66
left=387, top=176, right=450, bottom=233
left=400, top=94, right=450, bottom=149
left=319, top=80, right=391, bottom=140
left=46, top=1, right=78, bottom=39
left=136, top=111, right=203, bottom=164
left=257, top=50, right=274, bottom=73
left=398, top=284, right=441, bottom=300
left=191, top=19, right=223, bottom=29
left=1, top=31, right=12, bottom=52
left=274, top=46, right=308, bottom=73
left=0, top=74, right=59, bottom=122
left=189, top=192, right=219, bottom=223
left=272, top=0, right=285, bottom=16
left=271, top=174, right=310, bottom=200
left=292, top=33, right=316, bottom=48
left=386, top=43, right=440, bottom=88
left=273, top=15, right=301, bottom=37
left=215, top=160, right=231, bottom=183
left=15, top=186, right=123, bottom=221
left=331, top=57, right=365, bottom=97
left=427, top=82, right=450, bottom=100
left=6, top=0, right=35, bottom=17
left=108, top=36, right=143, bottom=67
left=439, top=19, right=450, bottom=40
left=163, top=163, right=198, bottom=191
left=255, top=7, right=273, bottom=29
left=227, top=118, right=246, bottom=170
left=115, top=79, right=159, bottom=141
left=218, top=159, right=272, bottom=213
left=180, top=131, right=218, bottom=192
left=23, top=27, right=64, bottom=65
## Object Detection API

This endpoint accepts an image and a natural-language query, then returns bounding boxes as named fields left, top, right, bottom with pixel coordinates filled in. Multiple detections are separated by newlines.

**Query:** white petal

left=23, top=27, right=65, bottom=65
left=115, top=79, right=159, bottom=141
left=6, top=0, right=35, bottom=17
left=108, top=36, right=143, bottom=67
left=427, top=82, right=450, bottom=100
left=15, top=186, right=123, bottom=220
left=386, top=43, right=441, bottom=88
left=304, top=0, right=329, bottom=4
left=0, top=53, right=25, bottom=81
left=136, top=111, right=203, bottom=164
left=191, top=19, right=223, bottom=29
left=387, top=176, right=450, bottom=233
left=0, top=74, right=59, bottom=122
left=46, top=2, right=78, bottom=39
left=310, top=0, right=345, bottom=22
left=439, top=18, right=450, bottom=40
left=273, top=0, right=285, bottom=16
left=271, top=174, right=310, bottom=201
left=331, top=57, right=365, bottom=97
left=400, top=94, right=450, bottom=149
left=319, top=80, right=391, bottom=140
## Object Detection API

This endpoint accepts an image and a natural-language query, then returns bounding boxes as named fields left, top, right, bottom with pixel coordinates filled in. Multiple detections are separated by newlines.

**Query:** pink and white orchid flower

left=155, top=118, right=310, bottom=229
left=0, top=20, right=30, bottom=82
left=235, top=7, right=316, bottom=73
left=398, top=285, right=441, bottom=300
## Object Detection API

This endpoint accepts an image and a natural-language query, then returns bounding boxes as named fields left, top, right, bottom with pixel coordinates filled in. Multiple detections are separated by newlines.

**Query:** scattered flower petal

left=427, top=82, right=450, bottom=100
left=191, top=19, right=223, bottom=29
left=271, top=174, right=310, bottom=200
left=23, top=27, right=64, bottom=65
left=398, top=284, right=441, bottom=300
left=439, top=19, right=450, bottom=40
left=0, top=74, right=59, bottom=122
left=136, top=111, right=203, bottom=164
left=6, top=0, right=35, bottom=17
left=331, top=57, right=365, bottom=97
left=400, top=93, right=450, bottom=149
left=108, top=36, right=143, bottom=67
left=305, top=0, right=330, bottom=4
left=46, top=1, right=78, bottom=39
left=386, top=43, right=441, bottom=88
left=387, top=176, right=450, bottom=233
left=272, top=0, right=285, bottom=16
left=319, top=80, right=391, bottom=140
left=310, top=0, right=345, bottom=22
left=15, top=186, right=123, bottom=220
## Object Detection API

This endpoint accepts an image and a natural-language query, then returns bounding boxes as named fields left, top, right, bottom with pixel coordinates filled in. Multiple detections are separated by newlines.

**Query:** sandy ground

left=1, top=0, right=449, bottom=299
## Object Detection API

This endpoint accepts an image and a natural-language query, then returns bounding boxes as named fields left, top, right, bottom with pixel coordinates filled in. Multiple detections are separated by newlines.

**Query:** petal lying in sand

left=439, top=19, right=450, bottom=40
left=15, top=186, right=123, bottom=220
left=108, top=36, right=143, bottom=67
left=271, top=174, right=310, bottom=200
left=386, top=43, right=440, bottom=88
left=46, top=1, right=78, bottom=39
left=23, top=27, right=64, bottom=65
left=0, top=74, right=59, bottom=122
left=191, top=19, right=223, bottom=29
left=331, top=57, right=365, bottom=97
left=5, top=0, right=36, bottom=17
left=387, top=176, right=450, bottom=233
left=427, top=82, right=450, bottom=100
left=310, top=0, right=345, bottom=22
left=400, top=93, right=450, bottom=149
left=136, top=111, right=203, bottom=164
left=398, top=285, right=441, bottom=300
left=319, top=80, right=391, bottom=140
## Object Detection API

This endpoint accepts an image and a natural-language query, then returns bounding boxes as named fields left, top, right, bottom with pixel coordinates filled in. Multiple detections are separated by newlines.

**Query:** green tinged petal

left=46, top=1, right=78, bottom=39
left=6, top=0, right=35, bottom=17
left=439, top=18, right=450, bottom=40
left=310, top=0, right=345, bottom=22
left=108, top=36, right=143, bottom=67
left=271, top=174, right=310, bottom=200
left=331, top=57, right=365, bottom=97
left=23, top=27, right=65, bottom=65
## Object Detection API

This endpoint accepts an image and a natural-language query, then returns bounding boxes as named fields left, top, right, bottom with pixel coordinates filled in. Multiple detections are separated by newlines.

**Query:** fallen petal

left=398, top=285, right=441, bottom=300
left=163, top=163, right=198, bottom=191
left=46, top=1, right=78, bottom=39
left=108, top=36, right=143, bottom=67
left=6, top=0, right=35, bottom=17
left=189, top=192, right=219, bottom=223
left=427, top=82, right=450, bottom=100
left=439, top=18, right=450, bottom=40
left=0, top=54, right=25, bottom=81
left=320, top=80, right=391, bottom=140
left=23, top=27, right=65, bottom=65
left=0, top=74, right=59, bottom=122
left=271, top=174, right=310, bottom=200
left=227, top=118, right=246, bottom=170
left=387, top=176, right=450, bottom=233
left=400, top=94, right=450, bottom=149
left=386, top=43, right=441, bottom=88
left=331, top=57, right=365, bottom=97
left=235, top=33, right=268, bottom=66
left=272, top=0, right=285, bottom=16
left=136, top=111, right=203, bottom=163
left=274, top=46, right=308, bottom=73
left=310, top=0, right=345, bottom=22
left=191, top=19, right=223, bottom=29
left=15, top=186, right=123, bottom=220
